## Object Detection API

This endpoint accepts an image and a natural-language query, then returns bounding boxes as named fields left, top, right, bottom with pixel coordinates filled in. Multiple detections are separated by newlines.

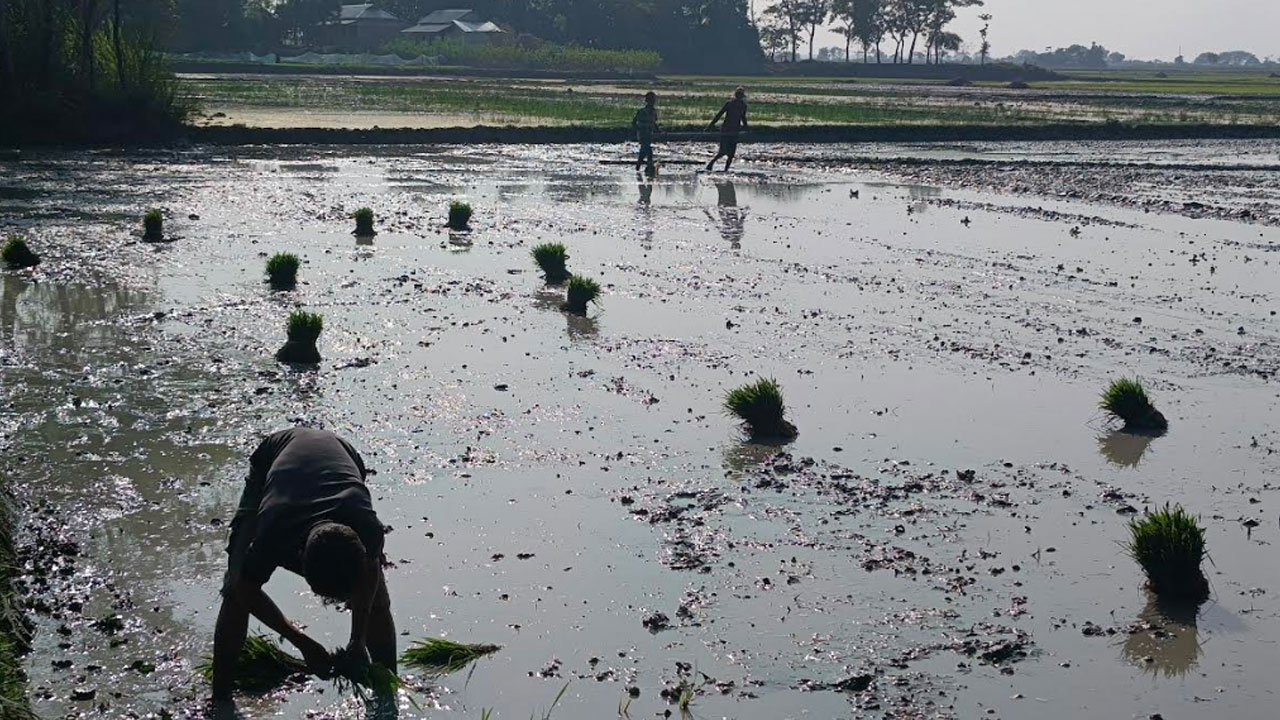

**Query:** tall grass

left=532, top=243, right=570, bottom=284
left=1101, top=378, right=1168, bottom=434
left=383, top=37, right=661, bottom=73
left=1126, top=504, right=1209, bottom=603
left=724, top=378, right=797, bottom=441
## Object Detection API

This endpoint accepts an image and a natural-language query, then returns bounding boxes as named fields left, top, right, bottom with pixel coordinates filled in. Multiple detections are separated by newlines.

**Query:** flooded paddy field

left=2, top=141, right=1280, bottom=719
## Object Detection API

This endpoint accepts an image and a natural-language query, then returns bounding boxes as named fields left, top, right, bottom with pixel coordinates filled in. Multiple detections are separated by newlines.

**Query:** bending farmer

left=211, top=427, right=394, bottom=700
left=706, top=87, right=749, bottom=172
left=632, top=91, right=660, bottom=173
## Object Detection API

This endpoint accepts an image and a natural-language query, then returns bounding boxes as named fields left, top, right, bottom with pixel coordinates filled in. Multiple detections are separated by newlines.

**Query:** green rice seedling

left=400, top=637, right=500, bottom=677
left=143, top=209, right=164, bottom=241
left=724, top=377, right=798, bottom=441
left=197, top=634, right=308, bottom=694
left=1126, top=504, right=1209, bottom=603
left=447, top=200, right=473, bottom=230
left=1101, top=378, right=1168, bottom=434
left=562, top=274, right=601, bottom=315
left=532, top=242, right=570, bottom=285
left=353, top=207, right=375, bottom=236
left=276, top=310, right=324, bottom=363
left=265, top=252, right=300, bottom=290
left=1, top=236, right=39, bottom=269
left=677, top=683, right=694, bottom=714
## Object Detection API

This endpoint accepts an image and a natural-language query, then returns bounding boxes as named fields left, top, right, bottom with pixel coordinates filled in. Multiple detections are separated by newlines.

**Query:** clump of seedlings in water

left=198, top=634, right=307, bottom=693
left=143, top=208, right=164, bottom=241
left=353, top=207, right=375, bottom=236
left=532, top=242, right=570, bottom=285
left=265, top=252, right=300, bottom=290
left=1101, top=377, right=1168, bottom=435
left=562, top=274, right=600, bottom=315
left=2, top=235, right=40, bottom=269
left=1126, top=504, right=1209, bottom=604
left=447, top=200, right=473, bottom=230
left=276, top=310, right=323, bottom=363
left=724, top=377, right=798, bottom=441
left=401, top=637, right=500, bottom=677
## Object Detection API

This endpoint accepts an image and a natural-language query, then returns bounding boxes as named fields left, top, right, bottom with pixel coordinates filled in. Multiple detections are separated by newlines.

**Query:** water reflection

left=1119, top=594, right=1201, bottom=678
left=1098, top=430, right=1157, bottom=468
left=705, top=180, right=746, bottom=249
left=0, top=274, right=150, bottom=359
left=447, top=230, right=473, bottom=251
left=722, top=441, right=784, bottom=477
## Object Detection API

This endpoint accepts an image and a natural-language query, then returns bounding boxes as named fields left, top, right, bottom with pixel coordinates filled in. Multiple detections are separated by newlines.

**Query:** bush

left=353, top=207, right=375, bottom=236
left=724, top=377, right=797, bottom=441
left=143, top=209, right=164, bottom=241
left=1, top=236, right=40, bottom=269
left=1101, top=378, right=1168, bottom=434
left=532, top=243, right=570, bottom=285
left=562, top=274, right=600, bottom=314
left=1126, top=504, right=1209, bottom=603
left=447, top=201, right=472, bottom=230
left=265, top=252, right=300, bottom=289
left=382, top=36, right=661, bottom=74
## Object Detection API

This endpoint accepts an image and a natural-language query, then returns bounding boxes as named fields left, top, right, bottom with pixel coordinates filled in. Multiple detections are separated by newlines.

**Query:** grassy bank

left=0, top=488, right=29, bottom=718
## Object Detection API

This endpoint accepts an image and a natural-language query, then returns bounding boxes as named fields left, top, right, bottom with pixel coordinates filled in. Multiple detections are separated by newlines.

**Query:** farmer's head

left=734, top=86, right=746, bottom=99
left=303, top=522, right=366, bottom=601
left=644, top=91, right=656, bottom=105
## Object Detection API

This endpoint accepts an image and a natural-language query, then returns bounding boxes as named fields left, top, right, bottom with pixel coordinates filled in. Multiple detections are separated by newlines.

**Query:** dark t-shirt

left=719, top=98, right=748, bottom=134
left=233, top=428, right=384, bottom=585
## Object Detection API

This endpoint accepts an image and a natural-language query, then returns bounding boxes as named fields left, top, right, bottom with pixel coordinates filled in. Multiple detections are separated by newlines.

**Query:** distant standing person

left=632, top=91, right=660, bottom=173
left=706, top=87, right=748, bottom=172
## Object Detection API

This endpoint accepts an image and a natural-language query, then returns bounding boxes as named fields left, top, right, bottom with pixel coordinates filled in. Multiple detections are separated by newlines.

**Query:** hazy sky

left=808, top=0, right=1280, bottom=60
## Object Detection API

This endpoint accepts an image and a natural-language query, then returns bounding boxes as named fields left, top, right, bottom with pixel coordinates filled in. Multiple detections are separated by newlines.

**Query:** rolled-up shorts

left=221, top=478, right=260, bottom=597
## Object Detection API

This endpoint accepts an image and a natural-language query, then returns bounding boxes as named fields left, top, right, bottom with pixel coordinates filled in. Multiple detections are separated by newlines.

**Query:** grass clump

left=198, top=634, right=307, bottom=694
left=1101, top=378, right=1168, bottom=435
left=1126, top=504, right=1209, bottom=604
left=276, top=310, right=323, bottom=363
left=401, top=638, right=500, bottom=677
left=265, top=252, right=300, bottom=290
left=447, top=201, right=473, bottom=230
left=1, top=236, right=39, bottom=269
left=353, top=207, right=375, bottom=236
left=562, top=274, right=601, bottom=315
left=725, top=377, right=798, bottom=441
left=532, top=243, right=570, bottom=285
left=143, top=209, right=164, bottom=241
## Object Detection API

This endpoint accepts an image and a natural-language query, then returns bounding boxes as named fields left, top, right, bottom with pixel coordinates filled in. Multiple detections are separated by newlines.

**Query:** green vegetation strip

left=0, top=488, right=33, bottom=717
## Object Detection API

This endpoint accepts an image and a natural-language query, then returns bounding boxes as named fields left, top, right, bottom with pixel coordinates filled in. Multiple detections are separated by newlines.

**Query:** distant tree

left=763, top=0, right=804, bottom=61
left=1107, top=51, right=1126, bottom=65
left=796, top=0, right=830, bottom=60
left=1218, top=50, right=1261, bottom=65
left=976, top=12, right=990, bottom=65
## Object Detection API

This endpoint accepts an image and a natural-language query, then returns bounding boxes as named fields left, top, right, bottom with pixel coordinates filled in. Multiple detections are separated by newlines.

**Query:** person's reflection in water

left=705, top=180, right=746, bottom=249
left=638, top=179, right=653, bottom=206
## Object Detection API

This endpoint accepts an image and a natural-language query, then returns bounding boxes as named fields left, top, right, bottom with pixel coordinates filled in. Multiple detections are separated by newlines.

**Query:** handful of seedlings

left=401, top=637, right=500, bottom=677
left=2, top=235, right=39, bottom=269
left=725, top=377, right=798, bottom=441
left=562, top=274, right=600, bottom=315
left=265, top=252, right=300, bottom=290
left=447, top=201, right=473, bottom=230
left=1101, top=378, right=1168, bottom=435
left=200, top=635, right=403, bottom=699
left=143, top=209, right=164, bottom=242
left=353, top=207, right=375, bottom=236
left=1126, top=504, right=1209, bottom=604
left=276, top=310, right=323, bottom=364
left=532, top=242, right=570, bottom=285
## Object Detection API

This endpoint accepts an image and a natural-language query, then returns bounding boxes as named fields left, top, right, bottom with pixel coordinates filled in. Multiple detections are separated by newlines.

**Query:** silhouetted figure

left=212, top=427, right=395, bottom=704
left=632, top=91, right=660, bottom=173
left=706, top=87, right=748, bottom=172
left=705, top=180, right=745, bottom=249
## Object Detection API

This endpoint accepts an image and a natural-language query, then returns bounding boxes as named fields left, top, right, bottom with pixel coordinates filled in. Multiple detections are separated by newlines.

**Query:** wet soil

left=1, top=142, right=1279, bottom=719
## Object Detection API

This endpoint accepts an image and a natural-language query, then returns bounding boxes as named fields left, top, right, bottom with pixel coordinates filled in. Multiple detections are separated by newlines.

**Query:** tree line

left=757, top=0, right=987, bottom=65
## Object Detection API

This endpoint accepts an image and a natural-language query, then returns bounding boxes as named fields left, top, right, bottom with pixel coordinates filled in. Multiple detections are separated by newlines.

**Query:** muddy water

left=2, top=143, right=1280, bottom=719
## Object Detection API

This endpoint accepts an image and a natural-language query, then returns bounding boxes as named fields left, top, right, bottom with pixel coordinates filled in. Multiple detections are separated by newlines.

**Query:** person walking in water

left=706, top=86, right=748, bottom=172
left=632, top=91, right=660, bottom=174
left=211, top=427, right=394, bottom=702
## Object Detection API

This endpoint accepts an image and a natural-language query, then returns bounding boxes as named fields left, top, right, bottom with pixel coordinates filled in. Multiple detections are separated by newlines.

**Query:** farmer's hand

left=295, top=635, right=333, bottom=678
left=333, top=643, right=372, bottom=678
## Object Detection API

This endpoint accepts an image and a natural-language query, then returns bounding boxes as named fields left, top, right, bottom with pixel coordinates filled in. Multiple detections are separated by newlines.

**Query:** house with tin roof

left=317, top=4, right=405, bottom=50
left=401, top=9, right=505, bottom=43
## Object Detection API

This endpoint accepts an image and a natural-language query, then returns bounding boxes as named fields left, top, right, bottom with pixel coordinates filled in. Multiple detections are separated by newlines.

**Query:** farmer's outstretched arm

left=344, top=557, right=381, bottom=662
left=232, top=579, right=331, bottom=673
left=708, top=105, right=727, bottom=129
